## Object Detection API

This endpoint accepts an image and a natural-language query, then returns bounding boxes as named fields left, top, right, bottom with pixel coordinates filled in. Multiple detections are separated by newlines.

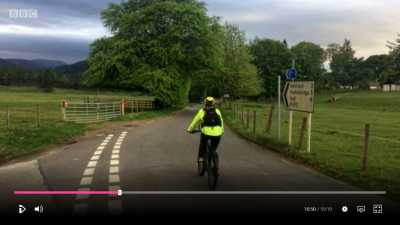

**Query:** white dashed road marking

left=108, top=131, right=126, bottom=215
left=72, top=131, right=126, bottom=215
left=72, top=134, right=113, bottom=215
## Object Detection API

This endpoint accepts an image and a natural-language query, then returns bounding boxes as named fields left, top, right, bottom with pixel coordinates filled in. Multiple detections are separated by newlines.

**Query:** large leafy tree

left=326, top=39, right=356, bottom=80
left=386, top=33, right=400, bottom=72
left=83, top=0, right=224, bottom=107
left=290, top=41, right=326, bottom=89
left=249, top=37, right=295, bottom=97
left=216, top=21, right=263, bottom=100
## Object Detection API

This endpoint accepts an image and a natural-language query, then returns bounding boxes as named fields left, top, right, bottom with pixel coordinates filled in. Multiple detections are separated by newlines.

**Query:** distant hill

left=0, top=58, right=68, bottom=72
left=54, top=60, right=89, bottom=79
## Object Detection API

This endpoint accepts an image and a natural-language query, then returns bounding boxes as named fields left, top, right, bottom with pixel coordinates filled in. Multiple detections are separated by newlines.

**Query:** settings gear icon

left=342, top=206, right=348, bottom=212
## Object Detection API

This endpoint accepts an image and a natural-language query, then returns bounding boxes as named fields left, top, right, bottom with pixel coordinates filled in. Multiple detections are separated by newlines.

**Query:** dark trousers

left=198, top=133, right=221, bottom=158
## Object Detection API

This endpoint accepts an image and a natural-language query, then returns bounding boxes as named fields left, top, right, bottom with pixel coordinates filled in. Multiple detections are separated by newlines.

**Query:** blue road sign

left=286, top=69, right=296, bottom=79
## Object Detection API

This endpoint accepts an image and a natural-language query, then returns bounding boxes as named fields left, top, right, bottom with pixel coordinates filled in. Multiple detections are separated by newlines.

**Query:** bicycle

left=189, top=123, right=219, bottom=189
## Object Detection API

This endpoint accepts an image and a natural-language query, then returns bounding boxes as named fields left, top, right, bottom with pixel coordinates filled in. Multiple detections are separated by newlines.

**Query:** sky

left=0, top=0, right=399, bottom=66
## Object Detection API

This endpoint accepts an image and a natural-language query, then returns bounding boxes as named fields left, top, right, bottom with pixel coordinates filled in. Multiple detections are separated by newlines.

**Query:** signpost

left=287, top=60, right=295, bottom=146
left=283, top=80, right=314, bottom=153
left=286, top=69, right=296, bottom=80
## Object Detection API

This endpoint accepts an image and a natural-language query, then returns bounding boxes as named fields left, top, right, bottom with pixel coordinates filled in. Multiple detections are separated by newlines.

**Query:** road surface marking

left=109, top=185, right=120, bottom=196
left=107, top=132, right=126, bottom=214
left=110, top=167, right=119, bottom=173
left=83, top=168, right=94, bottom=176
left=72, top=134, right=114, bottom=215
left=109, top=200, right=123, bottom=215
left=109, top=174, right=120, bottom=183
left=76, top=188, right=90, bottom=199
left=87, top=161, right=97, bottom=167
left=80, top=177, right=92, bottom=185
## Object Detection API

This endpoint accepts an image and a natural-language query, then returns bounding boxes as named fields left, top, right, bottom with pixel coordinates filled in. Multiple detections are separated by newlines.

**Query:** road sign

left=283, top=81, right=314, bottom=113
left=286, top=69, right=296, bottom=79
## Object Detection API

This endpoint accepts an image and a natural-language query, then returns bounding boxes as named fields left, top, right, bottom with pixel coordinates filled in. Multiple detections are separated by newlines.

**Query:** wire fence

left=220, top=100, right=400, bottom=185
left=219, top=99, right=400, bottom=202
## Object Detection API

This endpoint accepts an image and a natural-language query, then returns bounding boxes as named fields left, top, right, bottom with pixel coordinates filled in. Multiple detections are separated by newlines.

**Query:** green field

left=220, top=90, right=400, bottom=203
left=0, top=86, right=187, bottom=164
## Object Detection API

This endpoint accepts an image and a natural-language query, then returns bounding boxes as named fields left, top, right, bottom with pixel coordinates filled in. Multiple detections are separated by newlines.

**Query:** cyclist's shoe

left=198, top=158, right=204, bottom=162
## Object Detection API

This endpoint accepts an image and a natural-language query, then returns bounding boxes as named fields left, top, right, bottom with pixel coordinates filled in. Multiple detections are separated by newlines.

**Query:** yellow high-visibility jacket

left=187, top=107, right=224, bottom=136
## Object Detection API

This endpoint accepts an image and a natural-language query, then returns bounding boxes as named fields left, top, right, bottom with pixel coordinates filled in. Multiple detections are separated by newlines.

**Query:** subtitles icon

left=357, top=206, right=365, bottom=213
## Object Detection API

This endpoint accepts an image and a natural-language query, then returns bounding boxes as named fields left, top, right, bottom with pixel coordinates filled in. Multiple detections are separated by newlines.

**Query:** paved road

left=1, top=104, right=399, bottom=216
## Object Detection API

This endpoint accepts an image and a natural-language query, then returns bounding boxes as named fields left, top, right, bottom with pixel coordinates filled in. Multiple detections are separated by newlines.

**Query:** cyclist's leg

left=198, top=133, right=207, bottom=162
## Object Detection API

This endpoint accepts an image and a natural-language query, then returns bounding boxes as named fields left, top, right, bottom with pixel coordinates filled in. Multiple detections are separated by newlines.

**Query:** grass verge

left=0, top=87, right=196, bottom=165
left=218, top=90, right=400, bottom=204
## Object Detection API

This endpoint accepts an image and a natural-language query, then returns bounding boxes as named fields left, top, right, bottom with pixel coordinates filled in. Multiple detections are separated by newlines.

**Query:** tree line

left=0, top=65, right=82, bottom=91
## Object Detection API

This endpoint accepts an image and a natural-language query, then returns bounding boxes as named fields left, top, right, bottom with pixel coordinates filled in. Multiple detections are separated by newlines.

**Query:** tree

left=386, top=33, right=400, bottom=71
left=27, top=68, right=34, bottom=82
left=290, top=41, right=326, bottom=89
left=283, top=39, right=288, bottom=47
left=249, top=37, right=295, bottom=98
left=16, top=65, right=26, bottom=85
left=212, top=21, right=263, bottom=100
left=363, top=54, right=392, bottom=85
left=83, top=0, right=225, bottom=108
left=34, top=69, right=45, bottom=88
left=326, top=39, right=356, bottom=80
left=59, top=74, right=70, bottom=88
left=43, top=69, right=56, bottom=92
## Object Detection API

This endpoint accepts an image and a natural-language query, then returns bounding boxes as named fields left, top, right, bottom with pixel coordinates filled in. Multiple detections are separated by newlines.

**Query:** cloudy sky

left=1, top=0, right=399, bottom=65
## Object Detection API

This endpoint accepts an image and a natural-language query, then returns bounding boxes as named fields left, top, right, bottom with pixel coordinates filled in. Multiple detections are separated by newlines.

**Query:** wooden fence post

left=136, top=100, right=139, bottom=113
left=246, top=109, right=249, bottom=129
left=61, top=101, right=66, bottom=121
left=241, top=106, right=244, bottom=123
left=121, top=99, right=124, bottom=116
left=253, top=111, right=256, bottom=133
left=298, top=118, right=307, bottom=151
left=361, top=124, right=370, bottom=171
left=266, top=101, right=275, bottom=134
left=37, top=104, right=40, bottom=127
left=97, top=103, right=100, bottom=121
left=131, top=100, right=133, bottom=113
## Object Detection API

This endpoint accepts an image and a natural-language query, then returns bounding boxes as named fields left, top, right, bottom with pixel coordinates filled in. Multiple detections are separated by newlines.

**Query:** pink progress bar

left=15, top=191, right=120, bottom=194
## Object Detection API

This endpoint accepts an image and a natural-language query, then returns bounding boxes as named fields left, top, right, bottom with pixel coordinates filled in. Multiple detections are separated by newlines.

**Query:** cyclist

left=187, top=96, right=224, bottom=163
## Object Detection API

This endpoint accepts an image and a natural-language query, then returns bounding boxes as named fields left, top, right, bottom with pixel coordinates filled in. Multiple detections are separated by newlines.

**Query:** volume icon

left=34, top=205, right=43, bottom=213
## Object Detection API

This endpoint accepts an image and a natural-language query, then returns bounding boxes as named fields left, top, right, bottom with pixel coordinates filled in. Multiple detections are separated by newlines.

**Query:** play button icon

left=19, top=205, right=26, bottom=213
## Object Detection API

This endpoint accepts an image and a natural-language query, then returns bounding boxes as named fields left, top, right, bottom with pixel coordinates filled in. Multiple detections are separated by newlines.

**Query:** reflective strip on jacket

left=187, top=108, right=224, bottom=136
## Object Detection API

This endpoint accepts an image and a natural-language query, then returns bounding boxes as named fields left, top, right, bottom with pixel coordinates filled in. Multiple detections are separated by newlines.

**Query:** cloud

left=0, top=0, right=399, bottom=64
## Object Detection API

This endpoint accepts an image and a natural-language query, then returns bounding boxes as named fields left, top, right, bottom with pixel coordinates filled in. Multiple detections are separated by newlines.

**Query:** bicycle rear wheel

left=198, top=157, right=205, bottom=176
left=207, top=150, right=219, bottom=189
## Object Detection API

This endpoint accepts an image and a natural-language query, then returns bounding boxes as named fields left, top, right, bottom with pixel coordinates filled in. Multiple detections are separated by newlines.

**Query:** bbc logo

left=9, top=9, right=37, bottom=18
